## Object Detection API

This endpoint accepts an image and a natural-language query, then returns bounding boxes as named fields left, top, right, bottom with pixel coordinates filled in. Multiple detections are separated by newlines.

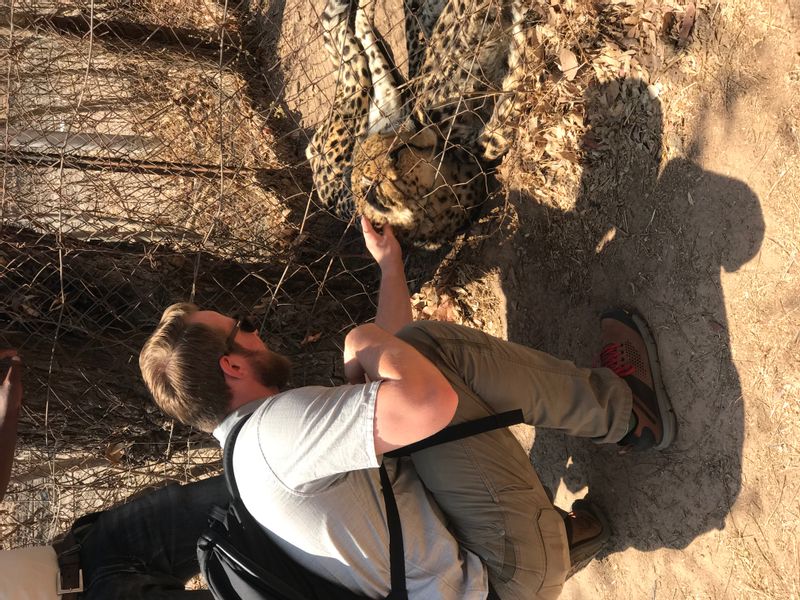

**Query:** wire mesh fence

left=0, top=0, right=388, bottom=545
left=1, top=0, right=688, bottom=547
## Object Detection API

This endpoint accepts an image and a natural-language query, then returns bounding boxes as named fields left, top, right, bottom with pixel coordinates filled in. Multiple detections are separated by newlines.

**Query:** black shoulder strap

left=222, top=413, right=409, bottom=600
left=222, top=413, right=252, bottom=503
left=384, top=409, right=524, bottom=458
left=379, top=464, right=406, bottom=599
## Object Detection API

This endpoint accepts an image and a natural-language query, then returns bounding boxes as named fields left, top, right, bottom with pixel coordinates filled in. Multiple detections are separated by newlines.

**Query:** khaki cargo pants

left=396, top=321, right=632, bottom=600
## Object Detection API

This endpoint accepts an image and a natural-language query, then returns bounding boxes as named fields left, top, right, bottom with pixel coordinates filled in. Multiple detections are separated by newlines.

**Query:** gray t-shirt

left=213, top=383, right=488, bottom=599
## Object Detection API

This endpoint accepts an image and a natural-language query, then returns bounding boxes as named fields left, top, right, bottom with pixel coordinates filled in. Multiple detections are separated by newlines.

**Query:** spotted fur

left=306, top=0, right=540, bottom=247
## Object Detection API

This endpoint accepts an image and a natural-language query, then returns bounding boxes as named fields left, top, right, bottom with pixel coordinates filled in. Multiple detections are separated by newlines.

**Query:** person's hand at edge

left=1, top=351, right=23, bottom=412
left=0, top=350, right=23, bottom=501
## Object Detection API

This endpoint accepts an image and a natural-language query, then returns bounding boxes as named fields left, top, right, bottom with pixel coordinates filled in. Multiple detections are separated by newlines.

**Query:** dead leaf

left=291, top=232, right=310, bottom=247
left=605, top=79, right=621, bottom=104
left=300, top=332, right=322, bottom=346
left=556, top=150, right=579, bottom=163
left=661, top=10, right=676, bottom=37
left=581, top=132, right=601, bottom=150
left=433, top=295, right=460, bottom=323
left=595, top=226, right=617, bottom=254
left=558, top=48, right=580, bottom=81
left=105, top=442, right=128, bottom=464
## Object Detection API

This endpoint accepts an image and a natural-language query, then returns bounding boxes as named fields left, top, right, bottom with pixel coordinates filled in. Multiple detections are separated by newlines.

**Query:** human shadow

left=496, top=78, right=765, bottom=553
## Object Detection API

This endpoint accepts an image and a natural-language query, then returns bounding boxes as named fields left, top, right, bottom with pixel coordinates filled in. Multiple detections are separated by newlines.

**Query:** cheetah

left=306, top=0, right=541, bottom=247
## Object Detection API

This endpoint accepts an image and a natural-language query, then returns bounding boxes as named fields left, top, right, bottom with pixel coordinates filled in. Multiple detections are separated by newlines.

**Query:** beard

left=247, top=349, right=292, bottom=390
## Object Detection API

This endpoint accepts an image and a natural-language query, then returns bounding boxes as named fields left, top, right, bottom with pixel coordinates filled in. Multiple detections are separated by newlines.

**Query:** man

left=0, top=348, right=229, bottom=599
left=140, top=217, right=675, bottom=599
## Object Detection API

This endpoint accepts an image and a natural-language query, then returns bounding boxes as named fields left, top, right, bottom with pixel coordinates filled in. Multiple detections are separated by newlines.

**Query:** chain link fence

left=1, top=0, right=685, bottom=546
left=0, top=0, right=390, bottom=545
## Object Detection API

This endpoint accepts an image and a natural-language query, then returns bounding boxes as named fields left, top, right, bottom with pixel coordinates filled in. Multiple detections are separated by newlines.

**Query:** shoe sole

left=625, top=309, right=677, bottom=450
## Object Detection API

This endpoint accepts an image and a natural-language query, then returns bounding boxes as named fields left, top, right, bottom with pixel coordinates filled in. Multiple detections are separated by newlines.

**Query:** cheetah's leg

left=403, top=0, right=446, bottom=82
left=479, top=0, right=543, bottom=161
left=355, top=0, right=408, bottom=134
left=307, top=0, right=372, bottom=217
left=404, top=0, right=426, bottom=83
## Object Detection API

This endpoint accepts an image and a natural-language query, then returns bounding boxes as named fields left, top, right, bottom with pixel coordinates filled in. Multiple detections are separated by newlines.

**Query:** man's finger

left=360, top=215, right=375, bottom=236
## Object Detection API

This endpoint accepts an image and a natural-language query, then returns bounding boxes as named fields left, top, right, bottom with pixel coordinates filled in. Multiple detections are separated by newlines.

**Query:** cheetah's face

left=351, top=126, right=440, bottom=228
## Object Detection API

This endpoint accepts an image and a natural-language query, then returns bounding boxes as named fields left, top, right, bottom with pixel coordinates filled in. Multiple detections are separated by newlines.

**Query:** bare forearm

left=375, top=263, right=412, bottom=335
left=345, top=324, right=441, bottom=387
left=345, top=324, right=458, bottom=452
left=361, top=217, right=412, bottom=334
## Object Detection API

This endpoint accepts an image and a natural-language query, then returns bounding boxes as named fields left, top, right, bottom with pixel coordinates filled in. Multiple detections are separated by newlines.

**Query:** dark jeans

left=76, top=476, right=228, bottom=599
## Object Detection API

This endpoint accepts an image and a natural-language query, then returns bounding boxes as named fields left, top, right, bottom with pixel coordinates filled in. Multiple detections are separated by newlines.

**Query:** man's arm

left=344, top=323, right=457, bottom=455
left=0, top=351, right=23, bottom=502
left=361, top=216, right=413, bottom=334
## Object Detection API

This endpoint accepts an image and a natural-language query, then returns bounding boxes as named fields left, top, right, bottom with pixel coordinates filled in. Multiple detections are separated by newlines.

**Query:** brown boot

left=600, top=307, right=677, bottom=451
left=562, top=499, right=610, bottom=579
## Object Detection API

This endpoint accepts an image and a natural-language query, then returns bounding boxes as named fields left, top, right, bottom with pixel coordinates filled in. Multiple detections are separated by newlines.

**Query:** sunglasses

left=224, top=315, right=258, bottom=354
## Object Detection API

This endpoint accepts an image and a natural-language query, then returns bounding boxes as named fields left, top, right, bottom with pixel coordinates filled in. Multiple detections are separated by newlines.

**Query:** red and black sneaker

left=600, top=308, right=677, bottom=451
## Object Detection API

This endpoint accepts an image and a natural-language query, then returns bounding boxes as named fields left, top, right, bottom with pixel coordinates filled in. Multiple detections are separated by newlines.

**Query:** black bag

left=198, top=409, right=524, bottom=600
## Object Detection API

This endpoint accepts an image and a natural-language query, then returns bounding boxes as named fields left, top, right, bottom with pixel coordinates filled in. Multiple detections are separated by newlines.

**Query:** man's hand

left=361, top=216, right=413, bottom=334
left=361, top=216, right=403, bottom=273
left=0, top=349, right=23, bottom=501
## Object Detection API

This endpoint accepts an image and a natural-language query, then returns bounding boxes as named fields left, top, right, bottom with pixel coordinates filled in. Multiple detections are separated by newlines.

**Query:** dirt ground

left=272, top=0, right=799, bottom=597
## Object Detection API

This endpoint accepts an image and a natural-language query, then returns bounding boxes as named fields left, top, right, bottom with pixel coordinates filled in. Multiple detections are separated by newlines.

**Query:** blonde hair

left=139, top=302, right=231, bottom=432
